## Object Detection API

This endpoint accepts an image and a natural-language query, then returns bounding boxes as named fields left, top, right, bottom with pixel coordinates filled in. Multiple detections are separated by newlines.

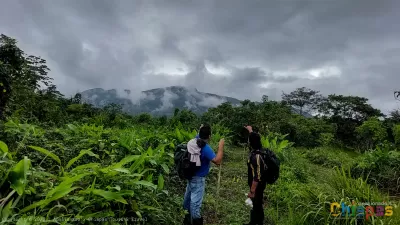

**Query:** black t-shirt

left=247, top=149, right=267, bottom=187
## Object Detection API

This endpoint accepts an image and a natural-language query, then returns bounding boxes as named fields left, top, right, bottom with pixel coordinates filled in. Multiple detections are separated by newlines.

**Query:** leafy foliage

left=355, top=117, right=388, bottom=151
left=351, top=143, right=400, bottom=195
left=1, top=33, right=400, bottom=225
left=0, top=124, right=191, bottom=224
left=281, top=87, right=324, bottom=115
left=393, top=124, right=400, bottom=146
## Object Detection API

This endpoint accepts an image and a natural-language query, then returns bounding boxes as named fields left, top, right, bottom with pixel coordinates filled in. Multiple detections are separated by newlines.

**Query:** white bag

left=245, top=198, right=253, bottom=208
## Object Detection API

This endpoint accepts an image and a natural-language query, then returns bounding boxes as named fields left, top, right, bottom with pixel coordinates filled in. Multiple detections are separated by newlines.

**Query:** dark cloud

left=1, top=0, right=400, bottom=114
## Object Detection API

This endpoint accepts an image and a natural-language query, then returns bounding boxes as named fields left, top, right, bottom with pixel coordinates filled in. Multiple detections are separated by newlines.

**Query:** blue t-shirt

left=194, top=135, right=216, bottom=177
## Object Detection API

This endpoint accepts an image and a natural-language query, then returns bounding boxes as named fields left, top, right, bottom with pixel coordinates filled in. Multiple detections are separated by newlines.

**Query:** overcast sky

left=1, top=0, right=400, bottom=114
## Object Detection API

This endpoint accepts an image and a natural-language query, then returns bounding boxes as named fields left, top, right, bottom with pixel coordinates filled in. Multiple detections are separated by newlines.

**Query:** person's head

left=248, top=132, right=262, bottom=150
left=199, top=124, right=212, bottom=141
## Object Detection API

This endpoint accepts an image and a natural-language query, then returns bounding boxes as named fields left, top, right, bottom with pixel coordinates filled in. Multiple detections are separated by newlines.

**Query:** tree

left=0, top=34, right=52, bottom=89
left=393, top=124, right=400, bottom=146
left=262, top=95, right=269, bottom=103
left=394, top=91, right=400, bottom=101
left=389, top=109, right=400, bottom=123
left=0, top=65, right=11, bottom=119
left=0, top=34, right=53, bottom=119
left=356, top=117, right=387, bottom=151
left=137, top=113, right=152, bottom=124
left=318, top=94, right=383, bottom=121
left=173, top=108, right=180, bottom=117
left=281, top=87, right=323, bottom=115
left=32, top=85, right=66, bottom=123
left=72, top=93, right=82, bottom=104
left=317, top=94, right=383, bottom=147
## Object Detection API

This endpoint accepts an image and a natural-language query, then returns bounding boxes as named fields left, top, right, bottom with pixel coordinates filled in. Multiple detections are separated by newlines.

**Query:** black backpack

left=174, top=143, right=201, bottom=180
left=257, top=148, right=280, bottom=184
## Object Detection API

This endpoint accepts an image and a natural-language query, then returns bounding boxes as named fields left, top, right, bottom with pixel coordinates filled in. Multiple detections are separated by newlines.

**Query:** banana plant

left=0, top=154, right=31, bottom=223
left=261, top=133, right=293, bottom=153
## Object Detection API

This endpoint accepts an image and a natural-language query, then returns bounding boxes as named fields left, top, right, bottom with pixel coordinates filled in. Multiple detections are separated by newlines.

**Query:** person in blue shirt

left=183, top=124, right=224, bottom=225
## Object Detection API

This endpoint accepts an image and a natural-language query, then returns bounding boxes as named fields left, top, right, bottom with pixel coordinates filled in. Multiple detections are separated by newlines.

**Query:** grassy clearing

left=203, top=148, right=250, bottom=225
left=1, top=121, right=399, bottom=224
left=195, top=147, right=400, bottom=225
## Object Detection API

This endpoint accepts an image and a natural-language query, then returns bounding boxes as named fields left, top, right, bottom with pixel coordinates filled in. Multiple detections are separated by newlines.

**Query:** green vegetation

left=1, top=34, right=400, bottom=224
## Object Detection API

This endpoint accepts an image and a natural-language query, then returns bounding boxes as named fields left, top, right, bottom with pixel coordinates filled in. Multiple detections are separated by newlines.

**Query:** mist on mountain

left=80, top=86, right=242, bottom=116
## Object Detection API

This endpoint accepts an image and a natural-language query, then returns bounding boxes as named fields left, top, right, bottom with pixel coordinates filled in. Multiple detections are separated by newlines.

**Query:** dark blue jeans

left=183, top=176, right=206, bottom=219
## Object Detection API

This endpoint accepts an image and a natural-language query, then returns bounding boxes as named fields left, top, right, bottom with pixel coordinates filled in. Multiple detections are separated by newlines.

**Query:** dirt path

left=202, top=148, right=253, bottom=225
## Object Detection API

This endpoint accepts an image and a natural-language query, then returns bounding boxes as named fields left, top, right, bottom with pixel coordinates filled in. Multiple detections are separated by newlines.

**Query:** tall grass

left=264, top=146, right=399, bottom=225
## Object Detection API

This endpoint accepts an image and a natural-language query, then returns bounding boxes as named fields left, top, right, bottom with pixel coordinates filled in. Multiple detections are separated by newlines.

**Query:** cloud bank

left=1, top=0, right=400, bottom=114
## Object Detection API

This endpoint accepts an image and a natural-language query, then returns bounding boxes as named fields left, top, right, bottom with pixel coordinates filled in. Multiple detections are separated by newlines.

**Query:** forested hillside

left=79, top=86, right=242, bottom=116
left=1, top=34, right=400, bottom=224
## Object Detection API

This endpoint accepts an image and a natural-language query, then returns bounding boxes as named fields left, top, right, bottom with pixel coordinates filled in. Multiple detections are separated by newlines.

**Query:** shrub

left=393, top=124, right=400, bottom=146
left=355, top=117, right=387, bottom=151
left=317, top=133, right=335, bottom=147
left=283, top=116, right=336, bottom=148
left=0, top=123, right=190, bottom=224
left=351, top=143, right=400, bottom=195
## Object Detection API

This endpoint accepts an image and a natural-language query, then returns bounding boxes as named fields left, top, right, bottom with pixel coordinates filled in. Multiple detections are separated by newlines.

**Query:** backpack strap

left=251, top=149, right=268, bottom=170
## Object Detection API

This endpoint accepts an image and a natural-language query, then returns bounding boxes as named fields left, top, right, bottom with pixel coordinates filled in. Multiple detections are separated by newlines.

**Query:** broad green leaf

left=146, top=173, right=153, bottom=182
left=9, top=157, right=31, bottom=195
left=33, top=171, right=58, bottom=180
left=112, top=168, right=130, bottom=174
left=0, top=141, right=8, bottom=153
left=0, top=141, right=11, bottom=160
left=108, top=155, right=140, bottom=170
left=29, top=146, right=61, bottom=165
left=158, top=174, right=164, bottom=190
left=121, top=173, right=143, bottom=178
left=16, top=216, right=36, bottom=225
left=67, top=124, right=76, bottom=131
left=66, top=149, right=99, bottom=170
left=87, top=189, right=128, bottom=204
left=47, top=173, right=89, bottom=199
left=113, top=185, right=121, bottom=191
left=129, top=153, right=147, bottom=172
left=140, top=168, right=156, bottom=175
left=278, top=140, right=289, bottom=152
left=118, top=190, right=135, bottom=196
left=133, top=180, right=157, bottom=190
left=147, top=146, right=153, bottom=156
left=20, top=186, right=79, bottom=212
left=272, top=137, right=277, bottom=149
left=1, top=198, right=13, bottom=222
left=176, top=128, right=184, bottom=143
left=28, top=186, right=36, bottom=195
left=160, top=163, right=170, bottom=174
left=70, top=163, right=100, bottom=173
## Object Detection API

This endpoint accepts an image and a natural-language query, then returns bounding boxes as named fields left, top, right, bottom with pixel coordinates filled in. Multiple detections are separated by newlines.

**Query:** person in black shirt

left=244, top=126, right=267, bottom=225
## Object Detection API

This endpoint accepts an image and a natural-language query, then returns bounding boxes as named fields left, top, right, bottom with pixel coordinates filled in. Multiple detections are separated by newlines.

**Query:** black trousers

left=249, top=182, right=267, bottom=225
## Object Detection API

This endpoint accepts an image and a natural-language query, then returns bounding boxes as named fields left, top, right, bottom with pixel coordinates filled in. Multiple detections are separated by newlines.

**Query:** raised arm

left=211, top=139, right=224, bottom=165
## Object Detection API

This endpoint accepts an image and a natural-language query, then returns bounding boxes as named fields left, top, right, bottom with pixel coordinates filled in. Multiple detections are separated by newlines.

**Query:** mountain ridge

left=80, top=86, right=242, bottom=116
left=79, top=86, right=312, bottom=117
